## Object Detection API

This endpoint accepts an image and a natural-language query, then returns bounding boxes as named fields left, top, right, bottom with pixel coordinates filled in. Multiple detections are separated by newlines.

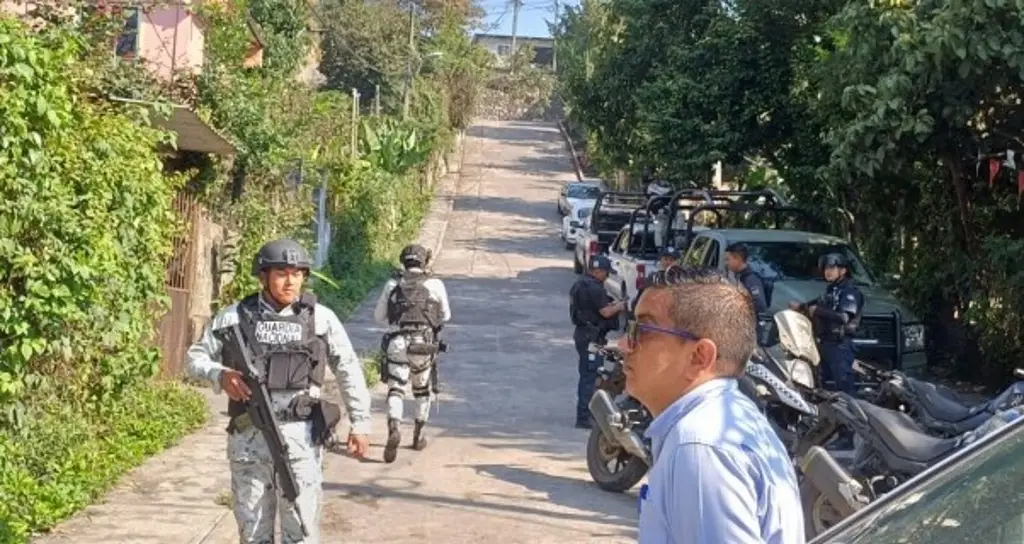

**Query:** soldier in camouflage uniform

left=186, top=239, right=372, bottom=544
left=373, top=244, right=451, bottom=463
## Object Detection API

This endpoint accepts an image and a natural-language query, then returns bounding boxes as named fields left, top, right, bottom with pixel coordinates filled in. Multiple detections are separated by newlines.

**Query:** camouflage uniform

left=383, top=334, right=434, bottom=423
left=186, top=294, right=372, bottom=544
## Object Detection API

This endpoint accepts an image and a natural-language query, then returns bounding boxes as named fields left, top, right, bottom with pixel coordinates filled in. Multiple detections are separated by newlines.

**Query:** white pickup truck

left=602, top=222, right=661, bottom=309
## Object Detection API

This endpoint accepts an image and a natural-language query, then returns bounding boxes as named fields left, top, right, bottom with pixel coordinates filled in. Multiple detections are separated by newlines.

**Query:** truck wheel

left=586, top=428, right=648, bottom=493
left=574, top=255, right=583, bottom=274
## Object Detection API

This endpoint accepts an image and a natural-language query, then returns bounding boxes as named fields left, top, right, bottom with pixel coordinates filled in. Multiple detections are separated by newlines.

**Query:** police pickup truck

left=573, top=191, right=648, bottom=274
left=677, top=202, right=928, bottom=374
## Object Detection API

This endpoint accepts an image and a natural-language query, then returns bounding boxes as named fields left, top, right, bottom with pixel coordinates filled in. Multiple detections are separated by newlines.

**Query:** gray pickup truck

left=682, top=228, right=927, bottom=374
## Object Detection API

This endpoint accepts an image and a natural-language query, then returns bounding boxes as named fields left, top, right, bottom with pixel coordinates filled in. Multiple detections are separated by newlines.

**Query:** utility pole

left=402, top=1, right=416, bottom=120
left=552, top=0, right=558, bottom=72
left=510, top=0, right=522, bottom=73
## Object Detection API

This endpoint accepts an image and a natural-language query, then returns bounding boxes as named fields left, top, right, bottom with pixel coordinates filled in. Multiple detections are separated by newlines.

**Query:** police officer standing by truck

left=569, top=255, right=626, bottom=429
left=789, top=253, right=864, bottom=396
left=185, top=239, right=372, bottom=544
left=725, top=242, right=768, bottom=315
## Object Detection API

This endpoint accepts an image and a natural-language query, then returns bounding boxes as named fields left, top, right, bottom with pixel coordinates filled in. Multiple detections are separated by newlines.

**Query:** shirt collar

left=258, top=293, right=296, bottom=316
left=645, top=378, right=737, bottom=458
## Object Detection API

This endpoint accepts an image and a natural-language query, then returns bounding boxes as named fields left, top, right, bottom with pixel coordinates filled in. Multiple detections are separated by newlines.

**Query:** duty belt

left=228, top=410, right=305, bottom=434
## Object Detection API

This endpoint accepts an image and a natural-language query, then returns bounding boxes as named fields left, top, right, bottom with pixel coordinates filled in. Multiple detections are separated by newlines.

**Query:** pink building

left=1, top=1, right=264, bottom=82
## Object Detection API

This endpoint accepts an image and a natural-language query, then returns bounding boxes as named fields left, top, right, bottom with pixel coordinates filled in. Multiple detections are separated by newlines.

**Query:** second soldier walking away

left=569, top=254, right=626, bottom=429
left=185, top=238, right=372, bottom=544
left=373, top=243, right=452, bottom=464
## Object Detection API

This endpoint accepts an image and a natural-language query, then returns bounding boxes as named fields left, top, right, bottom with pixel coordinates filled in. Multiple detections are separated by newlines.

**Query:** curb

left=557, top=120, right=586, bottom=182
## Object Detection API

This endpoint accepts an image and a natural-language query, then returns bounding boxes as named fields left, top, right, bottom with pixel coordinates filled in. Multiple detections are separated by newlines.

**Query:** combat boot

left=412, top=419, right=428, bottom=451
left=384, top=418, right=401, bottom=463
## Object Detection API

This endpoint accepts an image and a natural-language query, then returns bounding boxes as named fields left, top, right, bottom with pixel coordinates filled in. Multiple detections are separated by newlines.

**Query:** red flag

left=989, top=159, right=1002, bottom=187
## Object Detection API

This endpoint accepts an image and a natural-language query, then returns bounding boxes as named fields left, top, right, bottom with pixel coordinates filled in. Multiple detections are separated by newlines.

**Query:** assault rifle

left=230, top=324, right=310, bottom=537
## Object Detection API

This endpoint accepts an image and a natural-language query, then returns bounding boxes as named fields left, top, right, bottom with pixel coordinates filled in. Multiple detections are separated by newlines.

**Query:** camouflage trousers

left=228, top=421, right=323, bottom=544
left=385, top=361, right=432, bottom=423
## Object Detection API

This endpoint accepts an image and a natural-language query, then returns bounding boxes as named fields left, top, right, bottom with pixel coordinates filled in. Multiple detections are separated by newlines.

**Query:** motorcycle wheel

left=800, top=478, right=845, bottom=539
left=586, top=427, right=648, bottom=493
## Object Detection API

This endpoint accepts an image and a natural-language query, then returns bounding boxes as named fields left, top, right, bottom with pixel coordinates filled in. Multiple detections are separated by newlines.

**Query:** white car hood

left=567, top=197, right=597, bottom=212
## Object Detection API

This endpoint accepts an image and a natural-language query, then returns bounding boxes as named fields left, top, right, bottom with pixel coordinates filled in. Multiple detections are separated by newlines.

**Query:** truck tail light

left=589, top=240, right=599, bottom=256
left=636, top=263, right=646, bottom=290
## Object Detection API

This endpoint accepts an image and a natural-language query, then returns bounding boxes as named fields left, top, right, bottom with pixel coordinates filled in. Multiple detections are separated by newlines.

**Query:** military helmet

left=252, top=238, right=312, bottom=276
left=819, top=252, right=848, bottom=270
left=400, top=244, right=431, bottom=268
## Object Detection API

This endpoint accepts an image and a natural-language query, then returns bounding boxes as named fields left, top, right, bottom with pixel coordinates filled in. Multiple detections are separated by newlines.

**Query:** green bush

left=0, top=19, right=181, bottom=426
left=0, top=381, right=207, bottom=542
left=317, top=165, right=430, bottom=317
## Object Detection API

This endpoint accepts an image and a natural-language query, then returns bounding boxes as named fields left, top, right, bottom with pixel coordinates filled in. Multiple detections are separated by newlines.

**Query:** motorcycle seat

left=906, top=377, right=976, bottom=422
left=858, top=400, right=960, bottom=463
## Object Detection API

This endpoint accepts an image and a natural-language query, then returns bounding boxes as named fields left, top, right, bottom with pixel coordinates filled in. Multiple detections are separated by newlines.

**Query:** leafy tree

left=554, top=0, right=1024, bottom=382
left=319, top=0, right=410, bottom=108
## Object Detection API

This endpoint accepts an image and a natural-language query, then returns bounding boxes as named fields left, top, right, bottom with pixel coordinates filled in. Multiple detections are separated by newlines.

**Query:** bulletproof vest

left=387, top=270, right=443, bottom=329
left=220, top=293, right=328, bottom=418
left=820, top=280, right=862, bottom=340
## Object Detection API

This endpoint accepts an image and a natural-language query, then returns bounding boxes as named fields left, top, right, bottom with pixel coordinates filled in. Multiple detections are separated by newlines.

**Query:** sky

left=478, top=0, right=580, bottom=38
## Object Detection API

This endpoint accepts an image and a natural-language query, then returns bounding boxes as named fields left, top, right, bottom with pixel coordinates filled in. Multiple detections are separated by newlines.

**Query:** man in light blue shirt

left=619, top=266, right=804, bottom=544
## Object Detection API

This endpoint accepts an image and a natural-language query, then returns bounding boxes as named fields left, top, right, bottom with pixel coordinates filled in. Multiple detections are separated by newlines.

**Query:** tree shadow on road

left=452, top=193, right=563, bottom=228
left=323, top=475, right=638, bottom=538
left=468, top=463, right=638, bottom=523
left=466, top=123, right=561, bottom=145
left=515, top=153, right=579, bottom=177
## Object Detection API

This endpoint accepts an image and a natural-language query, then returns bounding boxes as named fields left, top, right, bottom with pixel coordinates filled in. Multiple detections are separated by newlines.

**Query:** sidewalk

left=30, top=171, right=459, bottom=544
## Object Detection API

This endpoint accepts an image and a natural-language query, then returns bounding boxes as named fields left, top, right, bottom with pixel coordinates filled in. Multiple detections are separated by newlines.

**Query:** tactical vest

left=386, top=270, right=443, bottom=330
left=819, top=281, right=862, bottom=341
left=220, top=292, right=328, bottom=418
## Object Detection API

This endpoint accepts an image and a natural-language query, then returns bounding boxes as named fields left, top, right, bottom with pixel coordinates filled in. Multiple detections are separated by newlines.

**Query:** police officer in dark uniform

left=725, top=242, right=768, bottom=315
left=789, top=253, right=864, bottom=396
left=569, top=255, right=626, bottom=429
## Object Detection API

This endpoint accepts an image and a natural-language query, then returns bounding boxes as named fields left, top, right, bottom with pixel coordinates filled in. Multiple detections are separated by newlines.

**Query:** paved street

left=306, top=119, right=639, bottom=542
left=34, top=119, right=639, bottom=543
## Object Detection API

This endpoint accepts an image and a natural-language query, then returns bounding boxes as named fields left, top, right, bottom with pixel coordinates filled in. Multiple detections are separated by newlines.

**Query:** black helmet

left=819, top=252, right=848, bottom=270
left=252, top=238, right=312, bottom=275
left=400, top=244, right=431, bottom=268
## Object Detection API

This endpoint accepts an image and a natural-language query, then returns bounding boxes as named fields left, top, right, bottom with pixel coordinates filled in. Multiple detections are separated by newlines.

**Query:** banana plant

left=358, top=117, right=432, bottom=175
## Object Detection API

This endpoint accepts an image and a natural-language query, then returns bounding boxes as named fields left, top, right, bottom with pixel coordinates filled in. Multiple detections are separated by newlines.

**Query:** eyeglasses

left=625, top=318, right=699, bottom=348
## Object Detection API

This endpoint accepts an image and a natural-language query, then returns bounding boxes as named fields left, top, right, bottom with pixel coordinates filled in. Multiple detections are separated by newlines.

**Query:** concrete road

left=31, top=120, right=638, bottom=544
left=311, top=119, right=639, bottom=542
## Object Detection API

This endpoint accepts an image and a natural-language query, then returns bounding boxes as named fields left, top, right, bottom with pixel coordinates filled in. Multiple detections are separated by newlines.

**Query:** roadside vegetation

left=554, top=0, right=1024, bottom=386
left=0, top=0, right=489, bottom=540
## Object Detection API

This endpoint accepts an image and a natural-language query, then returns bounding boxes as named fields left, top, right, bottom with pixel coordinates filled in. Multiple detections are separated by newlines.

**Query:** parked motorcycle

left=585, top=343, right=650, bottom=493
left=748, top=309, right=822, bottom=452
left=795, top=388, right=1024, bottom=538
left=860, top=362, right=1024, bottom=437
